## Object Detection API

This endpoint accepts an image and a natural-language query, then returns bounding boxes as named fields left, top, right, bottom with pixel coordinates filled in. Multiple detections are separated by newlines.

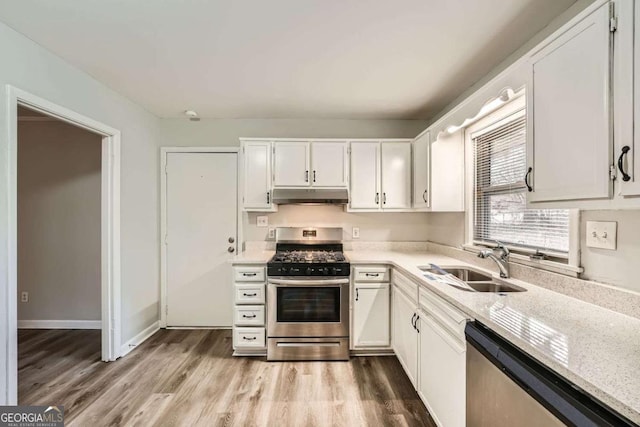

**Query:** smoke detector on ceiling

left=184, top=110, right=200, bottom=121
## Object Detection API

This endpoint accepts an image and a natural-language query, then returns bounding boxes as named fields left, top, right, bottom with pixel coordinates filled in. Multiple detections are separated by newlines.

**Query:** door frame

left=4, top=85, right=122, bottom=404
left=159, top=147, right=241, bottom=328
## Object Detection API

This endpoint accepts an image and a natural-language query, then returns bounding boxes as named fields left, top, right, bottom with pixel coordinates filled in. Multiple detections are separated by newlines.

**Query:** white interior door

left=166, top=152, right=237, bottom=327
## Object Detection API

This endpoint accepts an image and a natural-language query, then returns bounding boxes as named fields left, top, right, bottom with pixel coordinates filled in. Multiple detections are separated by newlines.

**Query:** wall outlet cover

left=586, top=221, right=617, bottom=250
left=21, top=291, right=28, bottom=303
left=268, top=228, right=276, bottom=239
left=257, top=216, right=268, bottom=227
left=352, top=227, right=360, bottom=239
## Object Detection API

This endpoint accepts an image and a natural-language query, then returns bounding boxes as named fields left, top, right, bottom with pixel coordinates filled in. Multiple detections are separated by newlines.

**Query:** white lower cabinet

left=417, top=288, right=470, bottom=427
left=352, top=283, right=390, bottom=348
left=392, top=284, right=419, bottom=387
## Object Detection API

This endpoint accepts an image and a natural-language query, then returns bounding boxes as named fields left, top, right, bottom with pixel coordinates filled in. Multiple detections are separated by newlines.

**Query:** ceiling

left=0, top=0, right=575, bottom=119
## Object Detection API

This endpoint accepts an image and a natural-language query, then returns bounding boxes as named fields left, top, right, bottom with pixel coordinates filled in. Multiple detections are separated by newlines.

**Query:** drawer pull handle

left=242, top=314, right=257, bottom=319
left=242, top=336, right=257, bottom=341
left=365, top=273, right=380, bottom=277
left=242, top=273, right=257, bottom=277
left=243, top=292, right=258, bottom=297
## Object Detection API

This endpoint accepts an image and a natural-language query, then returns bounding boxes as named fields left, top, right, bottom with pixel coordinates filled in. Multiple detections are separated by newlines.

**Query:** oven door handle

left=268, top=278, right=350, bottom=285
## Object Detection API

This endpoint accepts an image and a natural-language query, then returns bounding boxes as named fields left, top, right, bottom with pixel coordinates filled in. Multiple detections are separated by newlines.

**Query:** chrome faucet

left=478, top=240, right=510, bottom=279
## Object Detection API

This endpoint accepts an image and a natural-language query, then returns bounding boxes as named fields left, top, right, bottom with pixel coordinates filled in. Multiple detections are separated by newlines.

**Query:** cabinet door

left=418, top=312, right=466, bottom=427
left=392, top=286, right=418, bottom=387
left=353, top=283, right=390, bottom=348
left=311, top=142, right=348, bottom=187
left=412, top=132, right=430, bottom=209
left=273, top=141, right=310, bottom=187
left=381, top=142, right=411, bottom=209
left=243, top=141, right=273, bottom=210
left=430, top=130, right=464, bottom=212
left=622, top=1, right=640, bottom=196
left=528, top=3, right=612, bottom=203
left=350, top=142, right=381, bottom=209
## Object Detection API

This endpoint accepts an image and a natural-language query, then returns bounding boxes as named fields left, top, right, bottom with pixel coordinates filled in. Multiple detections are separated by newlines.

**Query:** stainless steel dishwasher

left=465, top=322, right=637, bottom=427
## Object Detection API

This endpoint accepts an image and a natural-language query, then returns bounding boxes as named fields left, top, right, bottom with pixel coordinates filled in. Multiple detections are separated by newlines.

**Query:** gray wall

left=160, top=118, right=429, bottom=147
left=18, top=120, right=101, bottom=322
left=0, top=20, right=161, bottom=390
left=245, top=205, right=430, bottom=242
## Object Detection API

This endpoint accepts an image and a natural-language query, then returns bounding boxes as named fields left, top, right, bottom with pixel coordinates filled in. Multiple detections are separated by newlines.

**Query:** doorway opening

left=5, top=86, right=121, bottom=405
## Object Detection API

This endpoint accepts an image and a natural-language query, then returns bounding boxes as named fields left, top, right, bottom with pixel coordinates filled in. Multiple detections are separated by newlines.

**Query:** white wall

left=424, top=212, right=466, bottom=248
left=160, top=118, right=429, bottom=147
left=18, top=119, right=102, bottom=322
left=245, top=205, right=430, bottom=242
left=0, top=21, right=161, bottom=402
left=580, top=210, right=640, bottom=292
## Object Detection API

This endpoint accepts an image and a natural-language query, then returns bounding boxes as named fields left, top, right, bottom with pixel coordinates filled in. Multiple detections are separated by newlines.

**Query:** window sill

left=461, top=244, right=584, bottom=278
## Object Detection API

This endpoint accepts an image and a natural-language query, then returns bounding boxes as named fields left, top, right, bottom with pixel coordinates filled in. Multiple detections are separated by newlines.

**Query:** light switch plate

left=586, top=221, right=617, bottom=250
left=268, top=228, right=276, bottom=239
left=257, top=216, right=268, bottom=227
left=352, top=227, right=360, bottom=239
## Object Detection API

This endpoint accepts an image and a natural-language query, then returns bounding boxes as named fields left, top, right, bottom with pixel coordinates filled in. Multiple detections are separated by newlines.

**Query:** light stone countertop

left=232, top=249, right=640, bottom=423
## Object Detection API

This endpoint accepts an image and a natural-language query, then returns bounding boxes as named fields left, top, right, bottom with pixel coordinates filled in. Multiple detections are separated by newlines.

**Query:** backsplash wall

left=426, top=210, right=640, bottom=294
left=244, top=205, right=430, bottom=242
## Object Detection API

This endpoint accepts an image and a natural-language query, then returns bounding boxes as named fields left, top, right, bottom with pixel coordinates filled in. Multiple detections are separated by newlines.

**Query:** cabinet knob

left=228, top=246, right=235, bottom=253
left=228, top=237, right=235, bottom=243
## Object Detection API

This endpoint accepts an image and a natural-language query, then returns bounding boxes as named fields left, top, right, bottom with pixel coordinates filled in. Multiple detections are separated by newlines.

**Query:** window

left=472, top=108, right=570, bottom=256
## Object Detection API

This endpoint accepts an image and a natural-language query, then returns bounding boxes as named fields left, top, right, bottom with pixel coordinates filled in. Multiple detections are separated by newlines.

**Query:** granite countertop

left=232, top=249, right=640, bottom=423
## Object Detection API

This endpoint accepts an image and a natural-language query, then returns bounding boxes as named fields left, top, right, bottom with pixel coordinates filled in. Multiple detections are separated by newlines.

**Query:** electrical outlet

left=352, top=227, right=360, bottom=239
left=257, top=216, right=268, bottom=227
left=21, top=291, right=28, bottom=303
left=268, top=228, right=276, bottom=239
left=586, top=221, right=617, bottom=250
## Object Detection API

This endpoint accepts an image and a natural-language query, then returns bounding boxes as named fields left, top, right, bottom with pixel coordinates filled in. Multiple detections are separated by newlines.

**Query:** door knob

left=228, top=237, right=235, bottom=243
left=228, top=246, right=235, bottom=253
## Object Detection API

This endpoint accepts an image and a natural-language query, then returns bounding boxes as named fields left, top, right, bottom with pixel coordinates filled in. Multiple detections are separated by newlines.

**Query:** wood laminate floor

left=18, top=329, right=436, bottom=426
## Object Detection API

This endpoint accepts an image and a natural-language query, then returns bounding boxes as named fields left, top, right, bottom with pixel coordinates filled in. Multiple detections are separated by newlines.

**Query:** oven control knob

left=306, top=267, right=313, bottom=275
left=281, top=266, right=288, bottom=274
left=322, top=267, right=329, bottom=275
left=332, top=267, right=340, bottom=275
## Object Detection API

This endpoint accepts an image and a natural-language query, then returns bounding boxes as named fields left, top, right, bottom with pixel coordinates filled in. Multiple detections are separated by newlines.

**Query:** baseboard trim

left=18, top=320, right=101, bottom=329
left=119, top=321, right=160, bottom=358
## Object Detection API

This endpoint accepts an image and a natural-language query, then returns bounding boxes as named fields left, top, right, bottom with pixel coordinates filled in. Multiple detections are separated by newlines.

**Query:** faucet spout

left=478, top=246, right=510, bottom=279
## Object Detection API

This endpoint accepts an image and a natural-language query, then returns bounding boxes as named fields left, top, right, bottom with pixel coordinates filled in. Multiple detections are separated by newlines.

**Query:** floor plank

left=19, top=329, right=436, bottom=426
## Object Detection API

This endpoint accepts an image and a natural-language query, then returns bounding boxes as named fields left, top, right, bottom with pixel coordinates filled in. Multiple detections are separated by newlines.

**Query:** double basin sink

left=421, top=266, right=526, bottom=293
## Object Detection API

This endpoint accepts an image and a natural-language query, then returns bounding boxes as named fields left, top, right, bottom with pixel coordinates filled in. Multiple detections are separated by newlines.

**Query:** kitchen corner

left=232, top=239, right=640, bottom=424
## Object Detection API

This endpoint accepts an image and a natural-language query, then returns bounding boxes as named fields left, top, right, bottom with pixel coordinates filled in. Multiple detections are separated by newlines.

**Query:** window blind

left=473, top=112, right=570, bottom=255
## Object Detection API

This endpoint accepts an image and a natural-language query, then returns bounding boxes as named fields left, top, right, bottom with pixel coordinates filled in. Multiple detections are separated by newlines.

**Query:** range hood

left=271, top=188, right=349, bottom=205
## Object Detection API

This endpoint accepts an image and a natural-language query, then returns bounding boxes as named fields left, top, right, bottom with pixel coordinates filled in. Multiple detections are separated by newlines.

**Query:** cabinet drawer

left=233, top=327, right=266, bottom=348
left=354, top=266, right=389, bottom=282
left=392, top=270, right=418, bottom=301
left=234, top=266, right=265, bottom=282
left=419, top=288, right=468, bottom=339
left=235, top=284, right=265, bottom=304
left=234, top=305, right=265, bottom=326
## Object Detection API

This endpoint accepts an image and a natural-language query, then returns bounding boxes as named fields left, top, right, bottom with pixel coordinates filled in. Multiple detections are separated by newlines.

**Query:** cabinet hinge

left=610, top=17, right=617, bottom=32
left=164, top=233, right=168, bottom=245
left=164, top=163, right=168, bottom=174
left=610, top=164, right=617, bottom=181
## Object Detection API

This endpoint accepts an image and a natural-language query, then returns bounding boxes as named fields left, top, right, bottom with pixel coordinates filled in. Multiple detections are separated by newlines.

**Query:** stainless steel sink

left=421, top=266, right=526, bottom=293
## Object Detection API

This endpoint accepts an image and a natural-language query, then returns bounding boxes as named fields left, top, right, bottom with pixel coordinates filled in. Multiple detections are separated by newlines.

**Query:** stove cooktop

left=267, top=248, right=350, bottom=277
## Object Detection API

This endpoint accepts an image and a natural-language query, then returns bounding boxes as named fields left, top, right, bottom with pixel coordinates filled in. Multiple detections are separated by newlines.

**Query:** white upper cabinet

left=273, top=141, right=310, bottom=187
left=349, top=140, right=412, bottom=211
left=381, top=141, right=412, bottom=209
left=621, top=0, right=640, bottom=196
left=273, top=140, right=348, bottom=188
left=350, top=142, right=381, bottom=209
left=311, top=142, right=348, bottom=187
left=527, top=3, right=612, bottom=203
left=242, top=140, right=275, bottom=211
left=412, top=131, right=430, bottom=209
left=430, top=130, right=465, bottom=212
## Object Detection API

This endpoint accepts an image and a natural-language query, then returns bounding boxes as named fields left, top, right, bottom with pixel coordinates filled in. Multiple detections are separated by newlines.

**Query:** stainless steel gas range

left=266, top=227, right=350, bottom=361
